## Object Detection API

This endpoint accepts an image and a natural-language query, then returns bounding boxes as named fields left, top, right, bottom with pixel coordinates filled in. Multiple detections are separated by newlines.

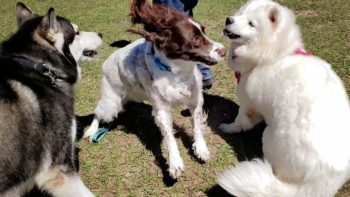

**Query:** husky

left=0, top=2, right=102, bottom=197
left=84, top=0, right=226, bottom=179
left=217, top=0, right=350, bottom=196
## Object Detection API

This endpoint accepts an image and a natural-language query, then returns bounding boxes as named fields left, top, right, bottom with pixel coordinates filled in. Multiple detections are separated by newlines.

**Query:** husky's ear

left=41, top=8, right=58, bottom=33
left=16, top=2, right=34, bottom=27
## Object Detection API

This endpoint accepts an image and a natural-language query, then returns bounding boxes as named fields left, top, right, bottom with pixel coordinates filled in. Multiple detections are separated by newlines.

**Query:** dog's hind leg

left=36, top=166, right=94, bottom=197
left=153, top=104, right=185, bottom=179
left=84, top=76, right=124, bottom=140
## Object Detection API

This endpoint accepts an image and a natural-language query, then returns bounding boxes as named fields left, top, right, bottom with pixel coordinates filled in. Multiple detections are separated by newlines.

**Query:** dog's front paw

left=193, top=138, right=210, bottom=162
left=84, top=127, right=97, bottom=141
left=168, top=156, right=185, bottom=179
left=219, top=122, right=242, bottom=133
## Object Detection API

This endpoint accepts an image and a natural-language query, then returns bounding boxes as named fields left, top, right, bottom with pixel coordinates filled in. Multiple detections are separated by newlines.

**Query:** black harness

left=1, top=55, right=63, bottom=85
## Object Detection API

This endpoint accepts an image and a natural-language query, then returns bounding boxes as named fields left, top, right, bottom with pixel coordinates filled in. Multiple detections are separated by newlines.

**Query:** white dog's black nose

left=225, top=17, right=234, bottom=25
left=98, top=32, right=103, bottom=38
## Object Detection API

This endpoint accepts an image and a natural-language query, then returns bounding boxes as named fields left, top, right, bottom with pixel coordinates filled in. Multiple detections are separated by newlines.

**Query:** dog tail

left=219, top=159, right=348, bottom=197
left=218, top=159, right=343, bottom=197
left=218, top=159, right=295, bottom=197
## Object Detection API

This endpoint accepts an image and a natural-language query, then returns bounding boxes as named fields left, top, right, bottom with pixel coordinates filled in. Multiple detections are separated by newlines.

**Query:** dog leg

left=189, top=92, right=210, bottom=162
left=37, top=167, right=94, bottom=197
left=84, top=76, right=124, bottom=140
left=219, top=106, right=258, bottom=133
left=153, top=106, right=185, bottom=179
left=84, top=117, right=100, bottom=140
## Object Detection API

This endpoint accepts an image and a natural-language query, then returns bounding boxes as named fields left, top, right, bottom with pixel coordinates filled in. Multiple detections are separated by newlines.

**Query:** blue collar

left=153, top=56, right=172, bottom=72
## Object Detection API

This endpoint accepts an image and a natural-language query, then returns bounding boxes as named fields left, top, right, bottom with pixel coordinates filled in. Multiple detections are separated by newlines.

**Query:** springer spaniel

left=84, top=0, right=226, bottom=179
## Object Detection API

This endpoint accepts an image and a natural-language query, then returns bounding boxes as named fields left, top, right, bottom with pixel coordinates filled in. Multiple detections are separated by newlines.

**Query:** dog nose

left=98, top=32, right=103, bottom=38
left=216, top=47, right=227, bottom=57
left=225, top=17, right=234, bottom=25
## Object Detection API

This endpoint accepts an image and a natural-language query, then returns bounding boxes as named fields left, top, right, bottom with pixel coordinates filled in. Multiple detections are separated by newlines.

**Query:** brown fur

left=128, top=0, right=221, bottom=65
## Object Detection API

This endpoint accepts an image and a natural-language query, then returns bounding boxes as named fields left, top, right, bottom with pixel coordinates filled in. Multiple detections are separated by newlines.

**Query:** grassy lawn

left=1, top=0, right=350, bottom=196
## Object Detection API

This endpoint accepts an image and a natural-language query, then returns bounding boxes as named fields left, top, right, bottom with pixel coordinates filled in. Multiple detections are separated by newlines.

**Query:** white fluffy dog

left=218, top=0, right=350, bottom=196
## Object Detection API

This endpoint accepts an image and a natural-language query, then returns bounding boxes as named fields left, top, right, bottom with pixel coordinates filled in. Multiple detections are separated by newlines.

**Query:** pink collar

left=234, top=48, right=311, bottom=84
left=294, top=48, right=312, bottom=56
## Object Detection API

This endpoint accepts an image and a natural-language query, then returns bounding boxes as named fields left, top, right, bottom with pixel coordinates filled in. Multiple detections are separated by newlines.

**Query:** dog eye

left=66, top=36, right=75, bottom=44
left=76, top=31, right=80, bottom=35
left=192, top=35, right=202, bottom=47
left=249, top=21, right=255, bottom=27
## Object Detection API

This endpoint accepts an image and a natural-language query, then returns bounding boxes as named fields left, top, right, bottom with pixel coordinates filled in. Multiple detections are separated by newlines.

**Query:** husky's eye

left=66, top=35, right=75, bottom=44
left=249, top=21, right=255, bottom=27
left=76, top=31, right=80, bottom=35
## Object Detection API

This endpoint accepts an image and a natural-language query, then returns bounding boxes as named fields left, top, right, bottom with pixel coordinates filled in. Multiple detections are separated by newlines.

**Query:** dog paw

left=83, top=127, right=97, bottom=140
left=193, top=139, right=210, bottom=162
left=168, top=157, right=185, bottom=179
left=219, top=123, right=242, bottom=133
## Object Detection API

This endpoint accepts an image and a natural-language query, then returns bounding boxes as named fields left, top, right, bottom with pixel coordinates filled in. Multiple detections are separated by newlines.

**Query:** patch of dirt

left=295, top=10, right=317, bottom=17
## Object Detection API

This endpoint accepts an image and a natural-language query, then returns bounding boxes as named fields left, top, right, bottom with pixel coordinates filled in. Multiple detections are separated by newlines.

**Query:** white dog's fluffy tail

left=218, top=159, right=346, bottom=197
left=218, top=159, right=296, bottom=197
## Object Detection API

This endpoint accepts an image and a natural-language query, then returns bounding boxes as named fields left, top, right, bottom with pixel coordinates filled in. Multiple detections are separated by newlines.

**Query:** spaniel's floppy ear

left=16, top=2, right=34, bottom=27
left=128, top=29, right=169, bottom=46
left=129, top=0, right=185, bottom=33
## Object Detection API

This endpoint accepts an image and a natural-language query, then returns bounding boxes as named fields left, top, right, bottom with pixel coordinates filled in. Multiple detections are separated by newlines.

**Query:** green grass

left=1, top=0, right=350, bottom=196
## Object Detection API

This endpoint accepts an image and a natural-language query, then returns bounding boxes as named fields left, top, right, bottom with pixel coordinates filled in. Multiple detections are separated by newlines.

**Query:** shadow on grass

left=109, top=39, right=131, bottom=48
left=74, top=93, right=265, bottom=191
left=203, top=93, right=265, bottom=161
left=202, top=93, right=265, bottom=197
left=76, top=102, right=198, bottom=187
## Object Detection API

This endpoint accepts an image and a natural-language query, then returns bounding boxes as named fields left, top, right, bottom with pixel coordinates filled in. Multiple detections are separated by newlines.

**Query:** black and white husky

left=0, top=2, right=102, bottom=197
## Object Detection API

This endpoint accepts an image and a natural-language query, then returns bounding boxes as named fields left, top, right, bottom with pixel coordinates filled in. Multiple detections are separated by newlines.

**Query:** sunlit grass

left=1, top=0, right=349, bottom=196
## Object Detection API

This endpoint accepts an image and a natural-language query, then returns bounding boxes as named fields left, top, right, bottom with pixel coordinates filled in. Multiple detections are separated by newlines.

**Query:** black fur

left=0, top=3, right=80, bottom=196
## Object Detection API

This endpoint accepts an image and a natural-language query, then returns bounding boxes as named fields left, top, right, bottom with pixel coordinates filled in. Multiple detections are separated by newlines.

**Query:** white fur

left=85, top=37, right=224, bottom=179
left=74, top=31, right=103, bottom=64
left=69, top=30, right=103, bottom=81
left=219, top=0, right=350, bottom=196
left=35, top=161, right=94, bottom=197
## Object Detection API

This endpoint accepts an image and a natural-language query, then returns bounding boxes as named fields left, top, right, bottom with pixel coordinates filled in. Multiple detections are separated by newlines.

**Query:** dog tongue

left=235, top=72, right=241, bottom=84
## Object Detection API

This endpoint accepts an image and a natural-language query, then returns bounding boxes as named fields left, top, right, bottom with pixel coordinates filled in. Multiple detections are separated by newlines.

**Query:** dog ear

left=16, top=2, right=34, bottom=27
left=268, top=7, right=279, bottom=25
left=41, top=8, right=58, bottom=33
left=158, top=29, right=173, bottom=47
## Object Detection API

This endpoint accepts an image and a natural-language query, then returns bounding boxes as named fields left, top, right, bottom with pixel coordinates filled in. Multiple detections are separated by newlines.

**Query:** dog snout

left=223, top=29, right=231, bottom=36
left=225, top=17, right=234, bottom=25
left=98, top=32, right=103, bottom=38
left=216, top=47, right=227, bottom=57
